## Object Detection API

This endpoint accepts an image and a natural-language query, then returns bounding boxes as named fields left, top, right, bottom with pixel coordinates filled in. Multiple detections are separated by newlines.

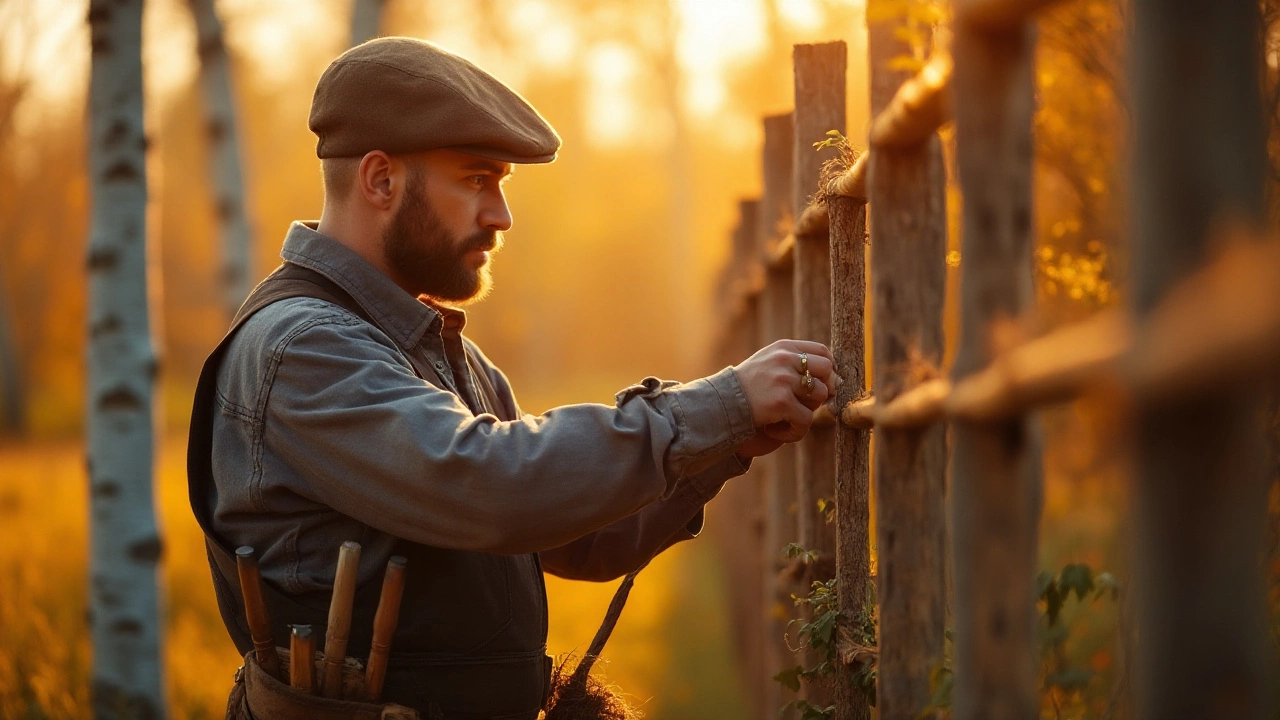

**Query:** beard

left=382, top=174, right=502, bottom=304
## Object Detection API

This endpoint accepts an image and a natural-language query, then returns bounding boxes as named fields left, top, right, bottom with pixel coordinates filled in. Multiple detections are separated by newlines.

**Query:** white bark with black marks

left=189, top=0, right=253, bottom=318
left=86, top=0, right=165, bottom=717
left=350, top=0, right=387, bottom=47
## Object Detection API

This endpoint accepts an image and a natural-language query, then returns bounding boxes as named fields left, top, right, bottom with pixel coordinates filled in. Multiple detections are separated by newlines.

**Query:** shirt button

left=434, top=361, right=445, bottom=370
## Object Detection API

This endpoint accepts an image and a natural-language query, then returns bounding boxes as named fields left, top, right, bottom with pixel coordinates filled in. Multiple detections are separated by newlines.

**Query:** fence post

left=758, top=112, right=800, bottom=720
left=828, top=183, right=871, bottom=720
left=1130, top=1, right=1276, bottom=717
left=866, top=8, right=949, bottom=718
left=792, top=41, right=846, bottom=706
left=948, top=6, right=1040, bottom=720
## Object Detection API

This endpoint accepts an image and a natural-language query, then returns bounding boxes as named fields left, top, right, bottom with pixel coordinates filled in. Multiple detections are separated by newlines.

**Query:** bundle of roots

left=542, top=568, right=646, bottom=720
left=542, top=654, right=640, bottom=720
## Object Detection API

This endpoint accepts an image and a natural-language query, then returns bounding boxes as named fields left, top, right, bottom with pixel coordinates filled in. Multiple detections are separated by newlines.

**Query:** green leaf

left=1047, top=667, right=1095, bottom=691
left=1036, top=570, right=1054, bottom=599
left=774, top=664, right=804, bottom=693
left=808, top=609, right=838, bottom=645
left=1059, top=563, right=1095, bottom=601
left=1043, top=583, right=1065, bottom=626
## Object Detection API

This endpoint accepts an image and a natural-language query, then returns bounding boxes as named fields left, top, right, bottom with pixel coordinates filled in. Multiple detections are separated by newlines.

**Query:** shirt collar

left=280, top=221, right=454, bottom=349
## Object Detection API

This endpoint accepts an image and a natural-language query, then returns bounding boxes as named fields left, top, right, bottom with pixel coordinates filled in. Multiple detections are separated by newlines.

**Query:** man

left=188, top=37, right=834, bottom=719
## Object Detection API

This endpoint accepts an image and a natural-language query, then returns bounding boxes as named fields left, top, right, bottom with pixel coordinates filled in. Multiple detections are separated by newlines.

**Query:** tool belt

left=225, top=649, right=421, bottom=720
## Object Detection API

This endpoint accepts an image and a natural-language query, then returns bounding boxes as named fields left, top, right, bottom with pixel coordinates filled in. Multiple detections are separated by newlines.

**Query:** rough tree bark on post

left=1130, top=1, right=1277, bottom=717
left=791, top=41, right=845, bottom=707
left=188, top=0, right=254, bottom=318
left=350, top=0, right=387, bottom=47
left=86, top=0, right=165, bottom=717
left=828, top=184, right=870, bottom=720
left=948, top=5, right=1041, bottom=720
left=758, top=112, right=800, bottom=720
left=866, top=2, right=949, bottom=717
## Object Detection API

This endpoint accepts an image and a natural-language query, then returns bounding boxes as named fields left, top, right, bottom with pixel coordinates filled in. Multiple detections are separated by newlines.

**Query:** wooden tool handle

left=289, top=624, right=315, bottom=694
left=364, top=555, right=408, bottom=702
left=321, top=540, right=361, bottom=699
left=235, top=546, right=282, bottom=679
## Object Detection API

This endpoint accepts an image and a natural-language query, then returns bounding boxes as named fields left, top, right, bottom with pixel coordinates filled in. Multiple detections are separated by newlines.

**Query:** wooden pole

left=758, top=112, right=800, bottom=720
left=866, top=4, right=949, bottom=716
left=828, top=187, right=871, bottom=720
left=948, top=5, right=1041, bottom=719
left=1130, top=1, right=1276, bottom=717
left=792, top=42, right=846, bottom=707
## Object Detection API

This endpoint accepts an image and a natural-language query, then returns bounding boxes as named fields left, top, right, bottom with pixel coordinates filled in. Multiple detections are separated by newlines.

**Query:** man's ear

left=357, top=151, right=397, bottom=210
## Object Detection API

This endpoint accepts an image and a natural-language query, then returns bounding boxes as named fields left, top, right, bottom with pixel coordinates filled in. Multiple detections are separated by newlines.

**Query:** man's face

left=381, top=150, right=513, bottom=304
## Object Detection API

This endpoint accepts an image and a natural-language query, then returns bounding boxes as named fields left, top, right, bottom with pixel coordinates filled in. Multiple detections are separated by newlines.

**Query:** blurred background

left=0, top=0, right=1275, bottom=718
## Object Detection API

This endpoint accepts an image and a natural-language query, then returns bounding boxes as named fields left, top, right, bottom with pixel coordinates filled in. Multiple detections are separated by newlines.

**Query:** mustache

left=462, top=231, right=503, bottom=254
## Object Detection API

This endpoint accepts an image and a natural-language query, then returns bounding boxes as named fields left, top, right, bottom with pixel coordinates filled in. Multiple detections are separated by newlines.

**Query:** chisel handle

left=235, top=546, right=282, bottom=679
left=365, top=556, right=408, bottom=702
left=321, top=540, right=361, bottom=698
left=290, top=624, right=315, bottom=693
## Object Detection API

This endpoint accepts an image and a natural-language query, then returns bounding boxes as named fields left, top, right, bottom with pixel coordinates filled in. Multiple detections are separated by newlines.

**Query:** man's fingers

left=797, top=377, right=829, bottom=411
left=778, top=340, right=834, bottom=364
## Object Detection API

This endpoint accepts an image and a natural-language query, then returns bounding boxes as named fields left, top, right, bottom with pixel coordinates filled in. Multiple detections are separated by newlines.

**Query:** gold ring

left=798, top=352, right=808, bottom=374
left=802, top=371, right=814, bottom=396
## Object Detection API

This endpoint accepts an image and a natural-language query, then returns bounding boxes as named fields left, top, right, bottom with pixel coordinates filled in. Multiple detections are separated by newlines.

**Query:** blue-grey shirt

left=210, top=222, right=756, bottom=592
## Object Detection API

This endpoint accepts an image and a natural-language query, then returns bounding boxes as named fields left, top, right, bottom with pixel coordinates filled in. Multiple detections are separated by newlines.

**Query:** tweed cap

left=309, top=37, right=560, bottom=163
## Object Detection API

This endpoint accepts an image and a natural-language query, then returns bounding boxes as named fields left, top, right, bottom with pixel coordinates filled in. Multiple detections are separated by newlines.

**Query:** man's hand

left=733, top=339, right=834, bottom=446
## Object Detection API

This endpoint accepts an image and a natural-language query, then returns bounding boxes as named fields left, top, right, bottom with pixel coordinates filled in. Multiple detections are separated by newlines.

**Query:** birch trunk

left=189, top=0, right=253, bottom=318
left=350, top=0, right=387, bottom=47
left=948, top=7, right=1041, bottom=720
left=0, top=277, right=23, bottom=434
left=1130, top=1, right=1276, bottom=717
left=866, top=5, right=949, bottom=717
left=86, top=0, right=165, bottom=717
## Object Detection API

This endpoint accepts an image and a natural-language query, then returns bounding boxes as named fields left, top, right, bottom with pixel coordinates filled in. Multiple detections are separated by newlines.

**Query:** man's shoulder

left=226, top=296, right=400, bottom=369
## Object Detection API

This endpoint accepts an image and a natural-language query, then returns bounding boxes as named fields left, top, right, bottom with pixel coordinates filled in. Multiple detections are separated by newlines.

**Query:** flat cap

left=309, top=37, right=560, bottom=163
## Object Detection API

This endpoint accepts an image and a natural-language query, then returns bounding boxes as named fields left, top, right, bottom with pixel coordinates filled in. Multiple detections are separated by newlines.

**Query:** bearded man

left=188, top=37, right=834, bottom=719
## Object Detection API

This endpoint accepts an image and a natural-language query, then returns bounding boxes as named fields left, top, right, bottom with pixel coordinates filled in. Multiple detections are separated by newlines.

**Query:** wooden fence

left=711, top=1, right=1277, bottom=719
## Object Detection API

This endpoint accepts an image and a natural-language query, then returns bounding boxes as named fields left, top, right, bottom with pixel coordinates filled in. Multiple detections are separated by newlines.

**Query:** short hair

left=321, top=157, right=361, bottom=202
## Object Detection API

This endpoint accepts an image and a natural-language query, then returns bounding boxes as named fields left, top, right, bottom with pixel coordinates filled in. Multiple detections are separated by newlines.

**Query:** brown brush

left=321, top=540, right=361, bottom=699
left=235, top=546, right=282, bottom=680
left=365, top=555, right=408, bottom=702
left=543, top=568, right=645, bottom=720
left=289, top=624, right=315, bottom=693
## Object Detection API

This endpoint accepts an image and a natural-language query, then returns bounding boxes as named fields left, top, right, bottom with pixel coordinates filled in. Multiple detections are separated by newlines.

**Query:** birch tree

left=86, top=0, right=165, bottom=717
left=189, top=0, right=253, bottom=317
left=350, top=0, right=387, bottom=47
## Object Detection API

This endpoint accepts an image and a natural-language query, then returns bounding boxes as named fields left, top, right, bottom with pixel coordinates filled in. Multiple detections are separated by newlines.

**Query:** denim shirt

left=209, top=222, right=756, bottom=594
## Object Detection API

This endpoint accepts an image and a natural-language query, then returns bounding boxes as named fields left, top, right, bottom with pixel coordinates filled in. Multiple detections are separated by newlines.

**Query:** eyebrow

left=461, top=160, right=514, bottom=178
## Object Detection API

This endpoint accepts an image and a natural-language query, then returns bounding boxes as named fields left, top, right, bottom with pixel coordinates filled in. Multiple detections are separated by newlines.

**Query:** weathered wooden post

left=792, top=41, right=845, bottom=706
left=1130, top=1, right=1277, bottom=717
left=758, top=112, right=800, bottom=720
left=866, top=3, right=949, bottom=716
left=949, top=4, right=1041, bottom=719
left=828, top=174, right=870, bottom=720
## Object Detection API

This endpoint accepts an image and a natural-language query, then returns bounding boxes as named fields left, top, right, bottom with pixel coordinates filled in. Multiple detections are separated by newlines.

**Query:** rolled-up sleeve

left=262, top=314, right=756, bottom=555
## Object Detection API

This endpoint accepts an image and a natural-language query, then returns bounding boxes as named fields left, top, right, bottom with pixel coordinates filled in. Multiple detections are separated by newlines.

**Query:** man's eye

left=468, top=175, right=487, bottom=187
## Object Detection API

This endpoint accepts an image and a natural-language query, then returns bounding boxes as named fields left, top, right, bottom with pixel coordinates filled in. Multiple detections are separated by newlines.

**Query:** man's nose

left=481, top=192, right=513, bottom=232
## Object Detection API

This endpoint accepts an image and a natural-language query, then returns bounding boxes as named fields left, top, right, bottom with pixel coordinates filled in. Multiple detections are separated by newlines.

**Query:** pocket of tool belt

left=227, top=650, right=420, bottom=720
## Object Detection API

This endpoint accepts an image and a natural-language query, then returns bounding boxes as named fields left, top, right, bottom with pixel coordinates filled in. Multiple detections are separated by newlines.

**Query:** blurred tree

left=85, top=0, right=165, bottom=717
left=189, top=0, right=255, bottom=319
left=351, top=0, right=388, bottom=46
left=0, top=75, right=26, bottom=436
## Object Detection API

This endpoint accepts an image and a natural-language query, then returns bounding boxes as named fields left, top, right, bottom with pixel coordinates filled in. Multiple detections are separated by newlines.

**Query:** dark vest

left=187, top=263, right=552, bottom=720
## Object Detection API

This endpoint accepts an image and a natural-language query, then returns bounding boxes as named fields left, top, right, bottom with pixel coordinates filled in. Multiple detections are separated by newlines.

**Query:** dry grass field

left=0, top=435, right=747, bottom=719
